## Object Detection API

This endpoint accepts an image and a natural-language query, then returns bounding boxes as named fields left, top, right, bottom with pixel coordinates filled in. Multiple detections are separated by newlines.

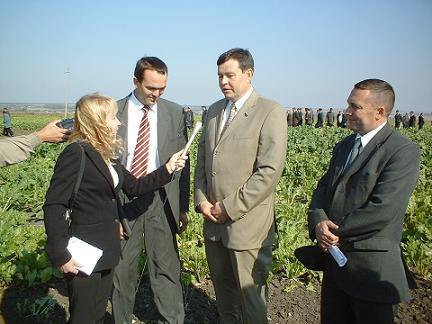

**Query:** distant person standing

left=394, top=110, right=402, bottom=129
left=287, top=108, right=293, bottom=126
left=402, top=113, right=409, bottom=128
left=336, top=111, right=343, bottom=127
left=341, top=111, right=348, bottom=128
left=184, top=106, right=194, bottom=130
left=2, top=108, right=13, bottom=136
left=408, top=111, right=416, bottom=128
left=292, top=107, right=299, bottom=126
left=315, top=108, right=324, bottom=128
left=418, top=113, right=425, bottom=129
left=201, top=106, right=208, bottom=123
left=305, top=108, right=313, bottom=126
left=297, top=108, right=304, bottom=126
left=326, top=108, right=335, bottom=127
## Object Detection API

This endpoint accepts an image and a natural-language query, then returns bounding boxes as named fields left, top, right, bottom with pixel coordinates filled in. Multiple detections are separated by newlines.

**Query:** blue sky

left=0, top=0, right=431, bottom=112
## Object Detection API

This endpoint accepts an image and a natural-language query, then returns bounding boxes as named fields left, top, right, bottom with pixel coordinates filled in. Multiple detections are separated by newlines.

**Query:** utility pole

left=64, top=69, right=71, bottom=117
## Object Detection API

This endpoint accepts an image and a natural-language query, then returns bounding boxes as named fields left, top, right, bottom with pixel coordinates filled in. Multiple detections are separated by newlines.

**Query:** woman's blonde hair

left=70, top=93, right=121, bottom=161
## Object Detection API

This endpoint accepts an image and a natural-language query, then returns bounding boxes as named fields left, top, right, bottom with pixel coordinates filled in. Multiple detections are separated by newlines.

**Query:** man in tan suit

left=194, top=48, right=287, bottom=324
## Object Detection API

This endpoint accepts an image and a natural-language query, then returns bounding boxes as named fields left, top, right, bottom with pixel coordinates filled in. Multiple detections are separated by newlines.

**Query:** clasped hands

left=198, top=201, right=230, bottom=224
left=315, top=220, right=340, bottom=252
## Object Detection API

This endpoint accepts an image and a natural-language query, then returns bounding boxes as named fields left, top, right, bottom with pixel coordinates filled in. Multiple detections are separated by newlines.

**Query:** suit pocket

left=352, top=237, right=394, bottom=252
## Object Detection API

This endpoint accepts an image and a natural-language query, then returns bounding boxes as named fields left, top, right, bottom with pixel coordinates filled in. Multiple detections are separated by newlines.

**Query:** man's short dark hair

left=217, top=48, right=254, bottom=72
left=354, top=79, right=395, bottom=115
left=134, top=57, right=168, bottom=82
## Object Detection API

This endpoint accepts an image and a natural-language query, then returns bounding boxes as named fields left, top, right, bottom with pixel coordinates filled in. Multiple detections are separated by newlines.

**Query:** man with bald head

left=308, top=79, right=420, bottom=324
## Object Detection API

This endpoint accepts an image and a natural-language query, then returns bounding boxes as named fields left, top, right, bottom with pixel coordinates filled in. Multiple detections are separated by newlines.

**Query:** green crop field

left=0, top=114, right=431, bottom=288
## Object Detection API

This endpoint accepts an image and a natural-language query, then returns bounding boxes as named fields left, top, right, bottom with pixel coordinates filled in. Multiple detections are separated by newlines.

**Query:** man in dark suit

left=308, top=79, right=420, bottom=324
left=326, top=107, right=335, bottom=126
left=112, top=57, right=190, bottom=324
left=315, top=108, right=324, bottom=128
left=287, top=108, right=293, bottom=126
left=292, top=107, right=299, bottom=126
left=394, top=110, right=402, bottom=129
left=408, top=111, right=416, bottom=128
left=195, top=48, right=287, bottom=323
left=297, top=107, right=304, bottom=126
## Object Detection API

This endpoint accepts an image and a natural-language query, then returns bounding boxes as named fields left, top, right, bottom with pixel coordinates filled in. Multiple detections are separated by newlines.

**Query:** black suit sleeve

left=43, top=144, right=81, bottom=267
left=121, top=164, right=172, bottom=197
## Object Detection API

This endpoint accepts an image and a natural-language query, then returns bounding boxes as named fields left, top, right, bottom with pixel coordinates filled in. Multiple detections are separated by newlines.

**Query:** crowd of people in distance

left=287, top=107, right=349, bottom=128
left=287, top=107, right=428, bottom=130
left=394, top=110, right=426, bottom=129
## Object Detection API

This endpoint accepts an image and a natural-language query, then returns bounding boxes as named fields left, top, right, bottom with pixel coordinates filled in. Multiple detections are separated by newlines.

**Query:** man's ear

left=246, top=68, right=254, bottom=83
left=376, top=106, right=387, bottom=120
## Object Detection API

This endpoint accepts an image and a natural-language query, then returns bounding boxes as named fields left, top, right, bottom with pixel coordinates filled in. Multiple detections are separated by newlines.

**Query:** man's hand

left=37, top=120, right=70, bottom=143
left=179, top=212, right=189, bottom=233
left=198, top=201, right=217, bottom=223
left=315, top=220, right=340, bottom=251
left=59, top=258, right=81, bottom=275
left=119, top=222, right=125, bottom=240
left=211, top=201, right=230, bottom=224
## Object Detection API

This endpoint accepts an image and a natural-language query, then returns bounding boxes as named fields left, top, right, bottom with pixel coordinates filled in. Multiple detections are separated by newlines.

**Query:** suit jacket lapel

left=215, top=100, right=228, bottom=144
left=117, top=93, right=131, bottom=165
left=157, top=101, right=170, bottom=158
left=331, top=137, right=355, bottom=187
left=341, top=123, right=393, bottom=180
left=84, top=144, right=115, bottom=192
left=217, top=91, right=259, bottom=145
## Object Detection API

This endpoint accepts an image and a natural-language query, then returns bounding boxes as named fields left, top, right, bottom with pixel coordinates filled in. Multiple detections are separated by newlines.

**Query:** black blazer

left=43, top=142, right=171, bottom=271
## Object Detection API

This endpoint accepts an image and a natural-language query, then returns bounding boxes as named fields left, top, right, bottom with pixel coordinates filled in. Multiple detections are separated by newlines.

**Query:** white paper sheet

left=67, top=236, right=103, bottom=275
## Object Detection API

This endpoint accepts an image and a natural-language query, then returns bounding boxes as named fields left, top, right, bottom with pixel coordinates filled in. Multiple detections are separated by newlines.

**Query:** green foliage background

left=0, top=114, right=431, bottom=287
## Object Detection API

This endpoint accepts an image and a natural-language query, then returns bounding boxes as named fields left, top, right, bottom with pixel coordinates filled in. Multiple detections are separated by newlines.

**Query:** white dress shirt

left=126, top=93, right=160, bottom=173
left=357, top=121, right=387, bottom=153
left=219, top=86, right=254, bottom=135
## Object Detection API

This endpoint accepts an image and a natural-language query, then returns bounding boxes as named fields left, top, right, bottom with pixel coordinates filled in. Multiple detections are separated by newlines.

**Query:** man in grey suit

left=113, top=57, right=189, bottom=324
left=308, top=79, right=420, bottom=324
left=195, top=48, right=287, bottom=323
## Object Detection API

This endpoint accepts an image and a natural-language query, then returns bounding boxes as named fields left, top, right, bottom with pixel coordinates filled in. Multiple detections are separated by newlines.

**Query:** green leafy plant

left=16, top=296, right=57, bottom=323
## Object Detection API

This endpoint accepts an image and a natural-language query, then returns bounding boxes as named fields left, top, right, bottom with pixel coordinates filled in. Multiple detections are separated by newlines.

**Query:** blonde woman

left=43, top=94, right=186, bottom=324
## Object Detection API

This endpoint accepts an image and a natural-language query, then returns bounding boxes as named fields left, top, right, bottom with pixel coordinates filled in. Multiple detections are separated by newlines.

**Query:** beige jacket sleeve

left=0, top=133, right=42, bottom=166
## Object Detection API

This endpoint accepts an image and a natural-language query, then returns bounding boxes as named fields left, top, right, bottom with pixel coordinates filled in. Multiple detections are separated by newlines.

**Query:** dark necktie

left=344, top=137, right=362, bottom=172
left=131, top=105, right=150, bottom=178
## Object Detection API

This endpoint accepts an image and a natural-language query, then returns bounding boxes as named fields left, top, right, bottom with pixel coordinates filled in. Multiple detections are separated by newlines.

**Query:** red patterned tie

left=131, top=105, right=151, bottom=178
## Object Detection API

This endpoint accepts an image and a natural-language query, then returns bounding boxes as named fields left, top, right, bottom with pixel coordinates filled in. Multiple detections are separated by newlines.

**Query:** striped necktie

left=131, top=105, right=151, bottom=178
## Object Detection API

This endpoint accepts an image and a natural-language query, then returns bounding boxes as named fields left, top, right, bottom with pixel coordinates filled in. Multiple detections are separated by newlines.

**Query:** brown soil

left=1, top=275, right=431, bottom=323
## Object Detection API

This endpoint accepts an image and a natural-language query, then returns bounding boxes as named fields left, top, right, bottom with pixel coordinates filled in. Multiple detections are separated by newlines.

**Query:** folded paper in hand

left=67, top=236, right=103, bottom=275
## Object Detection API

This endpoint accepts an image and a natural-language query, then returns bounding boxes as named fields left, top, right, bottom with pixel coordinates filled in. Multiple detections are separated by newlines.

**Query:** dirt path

left=1, top=275, right=431, bottom=323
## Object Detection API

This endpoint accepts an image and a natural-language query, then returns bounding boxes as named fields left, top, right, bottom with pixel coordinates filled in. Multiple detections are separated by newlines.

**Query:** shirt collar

left=356, top=121, right=387, bottom=149
left=228, top=86, right=253, bottom=111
